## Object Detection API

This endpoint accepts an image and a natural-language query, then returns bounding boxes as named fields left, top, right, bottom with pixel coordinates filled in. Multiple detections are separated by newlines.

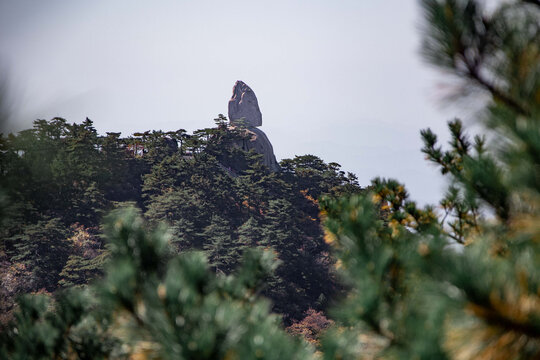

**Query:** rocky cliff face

left=240, top=127, right=280, bottom=171
left=228, top=81, right=280, bottom=172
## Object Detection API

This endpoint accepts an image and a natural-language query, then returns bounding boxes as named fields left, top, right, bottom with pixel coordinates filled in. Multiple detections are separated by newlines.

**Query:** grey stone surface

left=226, top=80, right=279, bottom=171
left=238, top=127, right=280, bottom=172
left=228, top=81, right=262, bottom=127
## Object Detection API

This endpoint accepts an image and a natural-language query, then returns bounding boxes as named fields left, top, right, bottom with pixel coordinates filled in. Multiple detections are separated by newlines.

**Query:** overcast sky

left=0, top=0, right=474, bottom=205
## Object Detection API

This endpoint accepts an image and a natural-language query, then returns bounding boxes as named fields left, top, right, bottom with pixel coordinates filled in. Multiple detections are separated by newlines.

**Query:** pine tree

left=202, top=215, right=243, bottom=273
left=146, top=187, right=211, bottom=249
left=100, top=131, right=140, bottom=203
left=238, top=216, right=264, bottom=247
left=320, top=1, right=540, bottom=359
left=58, top=225, right=106, bottom=287
left=262, top=199, right=334, bottom=323
left=7, top=218, right=71, bottom=292
left=51, top=118, right=106, bottom=226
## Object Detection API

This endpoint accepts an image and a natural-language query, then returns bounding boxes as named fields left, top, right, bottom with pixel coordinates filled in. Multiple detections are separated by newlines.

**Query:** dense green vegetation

left=0, top=116, right=362, bottom=326
left=1, top=0, right=539, bottom=358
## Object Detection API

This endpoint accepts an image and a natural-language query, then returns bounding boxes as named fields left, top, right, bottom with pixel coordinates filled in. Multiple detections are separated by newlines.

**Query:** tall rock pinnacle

left=228, top=80, right=262, bottom=127
left=227, top=81, right=279, bottom=171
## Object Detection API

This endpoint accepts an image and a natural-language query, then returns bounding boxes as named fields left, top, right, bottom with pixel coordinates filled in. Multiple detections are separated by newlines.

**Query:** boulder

left=227, top=80, right=279, bottom=172
left=238, top=127, right=280, bottom=172
left=228, top=81, right=262, bottom=127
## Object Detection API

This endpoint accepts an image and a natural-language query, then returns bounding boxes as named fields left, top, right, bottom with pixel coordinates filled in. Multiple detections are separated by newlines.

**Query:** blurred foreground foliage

left=320, top=0, right=540, bottom=359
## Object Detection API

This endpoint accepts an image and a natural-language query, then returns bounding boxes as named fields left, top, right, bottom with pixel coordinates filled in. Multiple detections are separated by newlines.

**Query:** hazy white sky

left=0, top=0, right=471, bottom=205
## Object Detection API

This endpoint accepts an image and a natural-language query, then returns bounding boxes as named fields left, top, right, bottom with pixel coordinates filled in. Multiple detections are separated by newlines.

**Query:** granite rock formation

left=228, top=81, right=262, bottom=127
left=240, top=127, right=280, bottom=171
left=228, top=81, right=280, bottom=172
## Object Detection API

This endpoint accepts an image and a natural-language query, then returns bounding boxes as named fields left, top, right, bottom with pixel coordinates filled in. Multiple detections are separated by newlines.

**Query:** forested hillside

left=0, top=116, right=362, bottom=325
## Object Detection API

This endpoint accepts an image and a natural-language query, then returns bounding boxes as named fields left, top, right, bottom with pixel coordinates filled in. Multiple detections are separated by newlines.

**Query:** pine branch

left=447, top=232, right=466, bottom=245
left=466, top=63, right=530, bottom=116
